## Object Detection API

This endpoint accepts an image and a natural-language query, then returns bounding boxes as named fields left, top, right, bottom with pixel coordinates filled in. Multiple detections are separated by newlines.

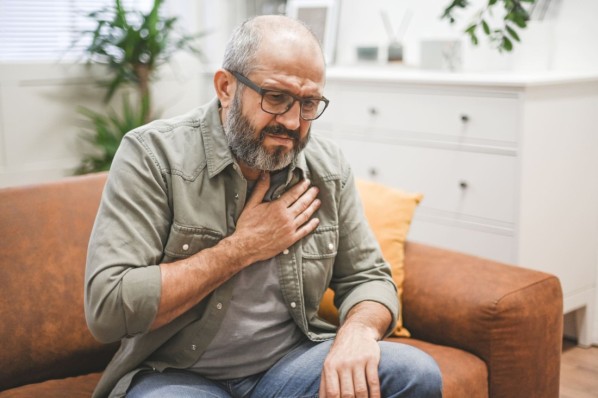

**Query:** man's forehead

left=252, top=36, right=325, bottom=81
left=256, top=25, right=323, bottom=62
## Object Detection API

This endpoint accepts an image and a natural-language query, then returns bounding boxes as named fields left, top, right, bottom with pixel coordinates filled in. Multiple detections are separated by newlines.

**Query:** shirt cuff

left=121, top=264, right=162, bottom=336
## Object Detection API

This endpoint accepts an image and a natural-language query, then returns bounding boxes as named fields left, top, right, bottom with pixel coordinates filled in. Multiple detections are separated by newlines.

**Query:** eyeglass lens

left=261, top=91, right=326, bottom=120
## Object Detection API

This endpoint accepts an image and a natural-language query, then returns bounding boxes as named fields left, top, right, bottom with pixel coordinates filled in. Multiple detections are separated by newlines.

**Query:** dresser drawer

left=327, top=86, right=520, bottom=145
left=339, top=137, right=518, bottom=224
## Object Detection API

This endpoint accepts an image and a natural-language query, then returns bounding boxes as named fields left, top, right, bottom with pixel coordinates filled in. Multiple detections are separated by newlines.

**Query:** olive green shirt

left=84, top=97, right=398, bottom=398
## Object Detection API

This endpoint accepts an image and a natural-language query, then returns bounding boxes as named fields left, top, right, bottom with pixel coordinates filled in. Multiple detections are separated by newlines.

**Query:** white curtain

left=0, top=0, right=153, bottom=61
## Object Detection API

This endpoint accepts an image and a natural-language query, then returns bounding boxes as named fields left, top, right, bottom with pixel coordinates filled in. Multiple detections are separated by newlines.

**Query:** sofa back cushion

left=0, top=173, right=116, bottom=390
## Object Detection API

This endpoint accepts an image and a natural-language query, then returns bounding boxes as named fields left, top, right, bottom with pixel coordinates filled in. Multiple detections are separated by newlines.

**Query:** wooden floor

left=560, top=339, right=598, bottom=398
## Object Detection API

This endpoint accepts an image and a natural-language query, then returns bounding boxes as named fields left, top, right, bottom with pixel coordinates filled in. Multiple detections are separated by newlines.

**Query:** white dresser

left=314, top=67, right=598, bottom=346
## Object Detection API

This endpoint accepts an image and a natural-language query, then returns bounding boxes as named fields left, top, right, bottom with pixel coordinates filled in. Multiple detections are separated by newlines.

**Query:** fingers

left=293, top=195, right=321, bottom=228
left=340, top=370, right=356, bottom=398
left=289, top=185, right=320, bottom=219
left=275, top=178, right=321, bottom=233
left=245, top=172, right=270, bottom=208
left=319, top=366, right=379, bottom=398
left=365, top=360, right=381, bottom=398
left=320, top=370, right=368, bottom=398
left=319, top=339, right=381, bottom=398
left=352, top=367, right=370, bottom=398
left=279, top=178, right=312, bottom=207
left=277, top=178, right=320, bottom=220
left=320, top=367, right=340, bottom=398
left=319, top=374, right=326, bottom=397
left=295, top=212, right=320, bottom=240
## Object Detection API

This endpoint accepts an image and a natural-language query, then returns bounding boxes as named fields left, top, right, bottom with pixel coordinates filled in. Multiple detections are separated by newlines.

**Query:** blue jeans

left=127, top=340, right=442, bottom=398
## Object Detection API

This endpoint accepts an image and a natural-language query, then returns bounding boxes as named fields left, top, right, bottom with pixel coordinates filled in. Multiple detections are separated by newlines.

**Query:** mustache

left=261, top=125, right=300, bottom=141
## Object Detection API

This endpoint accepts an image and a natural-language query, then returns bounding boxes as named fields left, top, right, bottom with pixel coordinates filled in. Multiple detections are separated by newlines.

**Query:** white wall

left=334, top=0, right=598, bottom=72
left=0, top=60, right=209, bottom=188
left=0, top=1, right=210, bottom=188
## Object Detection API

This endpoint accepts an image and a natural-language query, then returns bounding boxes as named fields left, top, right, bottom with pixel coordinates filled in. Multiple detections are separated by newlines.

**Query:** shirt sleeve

left=84, top=132, right=171, bottom=343
left=330, top=157, right=400, bottom=337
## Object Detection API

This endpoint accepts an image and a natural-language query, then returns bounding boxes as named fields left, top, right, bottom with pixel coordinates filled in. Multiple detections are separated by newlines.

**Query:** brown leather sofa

left=0, top=173, right=563, bottom=397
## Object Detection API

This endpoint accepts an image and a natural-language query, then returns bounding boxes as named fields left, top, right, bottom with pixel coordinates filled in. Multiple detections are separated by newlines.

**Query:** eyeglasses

left=229, top=70, right=329, bottom=121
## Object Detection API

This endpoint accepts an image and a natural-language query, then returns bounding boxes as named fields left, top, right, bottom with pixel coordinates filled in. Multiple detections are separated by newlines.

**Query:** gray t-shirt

left=190, top=169, right=305, bottom=379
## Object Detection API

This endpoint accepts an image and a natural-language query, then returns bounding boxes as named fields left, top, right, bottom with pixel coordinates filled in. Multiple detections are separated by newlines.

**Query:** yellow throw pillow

left=318, top=178, right=423, bottom=337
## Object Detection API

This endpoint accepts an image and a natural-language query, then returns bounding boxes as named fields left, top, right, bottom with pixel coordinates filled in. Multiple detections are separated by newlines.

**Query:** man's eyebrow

left=262, top=85, right=324, bottom=99
left=257, top=77, right=323, bottom=98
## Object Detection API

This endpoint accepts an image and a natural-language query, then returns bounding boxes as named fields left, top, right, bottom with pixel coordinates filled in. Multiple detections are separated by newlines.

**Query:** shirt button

left=328, top=243, right=334, bottom=251
left=235, top=193, right=239, bottom=199
left=191, top=344, right=197, bottom=351
left=282, top=249, right=289, bottom=255
left=216, top=302, right=223, bottom=310
left=182, top=244, right=189, bottom=251
left=290, top=302, right=296, bottom=308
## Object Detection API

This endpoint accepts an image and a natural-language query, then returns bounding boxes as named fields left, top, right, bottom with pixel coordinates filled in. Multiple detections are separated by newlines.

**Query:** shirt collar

left=287, top=150, right=309, bottom=185
left=200, top=97, right=235, bottom=179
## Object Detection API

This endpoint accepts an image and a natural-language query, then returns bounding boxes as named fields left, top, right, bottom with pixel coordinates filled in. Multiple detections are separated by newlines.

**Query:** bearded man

left=85, top=15, right=442, bottom=398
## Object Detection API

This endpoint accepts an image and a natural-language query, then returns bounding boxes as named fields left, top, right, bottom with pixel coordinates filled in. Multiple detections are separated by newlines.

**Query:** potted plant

left=74, top=0, right=206, bottom=174
left=442, top=0, right=539, bottom=52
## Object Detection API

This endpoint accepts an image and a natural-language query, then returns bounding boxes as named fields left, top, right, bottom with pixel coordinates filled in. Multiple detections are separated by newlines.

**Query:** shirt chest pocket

left=162, top=223, right=224, bottom=263
left=302, top=225, right=339, bottom=259
left=301, top=226, right=339, bottom=309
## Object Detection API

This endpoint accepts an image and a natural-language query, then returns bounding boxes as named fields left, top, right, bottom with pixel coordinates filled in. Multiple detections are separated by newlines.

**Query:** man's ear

left=214, top=69, right=236, bottom=109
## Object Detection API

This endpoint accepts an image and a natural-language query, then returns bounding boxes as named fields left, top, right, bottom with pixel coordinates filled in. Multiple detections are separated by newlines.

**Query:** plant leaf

left=482, top=20, right=491, bottom=35
left=505, top=25, right=521, bottom=41
left=502, top=36, right=513, bottom=51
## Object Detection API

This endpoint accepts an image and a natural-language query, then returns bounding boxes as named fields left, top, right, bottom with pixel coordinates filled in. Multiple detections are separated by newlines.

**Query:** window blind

left=0, top=0, right=153, bottom=61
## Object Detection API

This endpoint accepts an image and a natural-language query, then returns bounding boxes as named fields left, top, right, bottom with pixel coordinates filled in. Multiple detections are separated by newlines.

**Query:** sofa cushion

left=401, top=242, right=562, bottom=398
left=318, top=179, right=422, bottom=336
left=0, top=373, right=103, bottom=398
left=0, top=173, right=117, bottom=391
left=388, top=337, right=489, bottom=398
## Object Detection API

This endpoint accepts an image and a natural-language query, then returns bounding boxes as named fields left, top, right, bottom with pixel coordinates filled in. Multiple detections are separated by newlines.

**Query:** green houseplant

left=75, top=0, right=205, bottom=174
left=442, top=0, right=538, bottom=52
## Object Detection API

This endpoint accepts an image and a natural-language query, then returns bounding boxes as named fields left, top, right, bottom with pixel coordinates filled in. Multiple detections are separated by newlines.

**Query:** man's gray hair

left=222, top=15, right=324, bottom=76
left=222, top=17, right=262, bottom=76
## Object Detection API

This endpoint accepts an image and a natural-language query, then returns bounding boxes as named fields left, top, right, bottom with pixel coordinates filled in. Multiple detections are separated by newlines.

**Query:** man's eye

left=302, top=100, right=318, bottom=111
left=264, top=92, right=289, bottom=104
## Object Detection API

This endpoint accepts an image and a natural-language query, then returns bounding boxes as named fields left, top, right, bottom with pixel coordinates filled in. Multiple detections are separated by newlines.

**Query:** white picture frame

left=286, top=0, right=339, bottom=64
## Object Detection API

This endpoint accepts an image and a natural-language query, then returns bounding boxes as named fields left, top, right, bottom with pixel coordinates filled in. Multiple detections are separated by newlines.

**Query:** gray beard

left=224, top=93, right=309, bottom=171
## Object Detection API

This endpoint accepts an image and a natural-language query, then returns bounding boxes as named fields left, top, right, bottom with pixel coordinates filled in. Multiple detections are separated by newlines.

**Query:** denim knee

left=379, top=341, right=443, bottom=398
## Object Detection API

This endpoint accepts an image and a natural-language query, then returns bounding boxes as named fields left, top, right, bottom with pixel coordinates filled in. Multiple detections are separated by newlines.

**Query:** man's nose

left=275, top=101, right=302, bottom=131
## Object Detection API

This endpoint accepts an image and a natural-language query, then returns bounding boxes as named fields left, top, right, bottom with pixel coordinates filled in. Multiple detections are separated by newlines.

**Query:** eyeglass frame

left=228, top=70, right=330, bottom=121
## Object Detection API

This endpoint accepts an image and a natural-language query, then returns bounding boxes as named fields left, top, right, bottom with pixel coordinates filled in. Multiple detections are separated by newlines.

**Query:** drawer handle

left=369, top=168, right=378, bottom=177
left=459, top=180, right=469, bottom=190
left=460, top=114, right=470, bottom=123
left=368, top=107, right=378, bottom=116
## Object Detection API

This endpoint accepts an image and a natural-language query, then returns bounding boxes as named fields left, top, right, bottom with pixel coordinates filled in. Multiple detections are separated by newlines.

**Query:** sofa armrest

left=402, top=242, right=563, bottom=398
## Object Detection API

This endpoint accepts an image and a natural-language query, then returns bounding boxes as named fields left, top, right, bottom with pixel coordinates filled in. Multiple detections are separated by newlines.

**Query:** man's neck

left=238, top=161, right=262, bottom=181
